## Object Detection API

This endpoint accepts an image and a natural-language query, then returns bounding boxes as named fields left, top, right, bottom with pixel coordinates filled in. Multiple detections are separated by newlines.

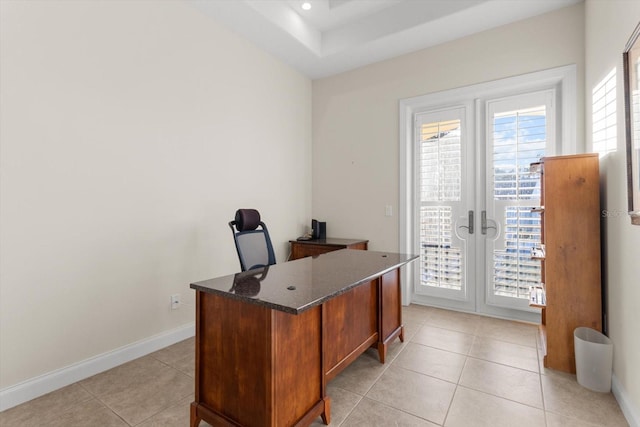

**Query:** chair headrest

left=234, top=209, right=261, bottom=232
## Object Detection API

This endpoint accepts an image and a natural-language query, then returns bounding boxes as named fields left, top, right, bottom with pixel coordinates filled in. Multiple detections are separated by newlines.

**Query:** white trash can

left=574, top=327, right=613, bottom=392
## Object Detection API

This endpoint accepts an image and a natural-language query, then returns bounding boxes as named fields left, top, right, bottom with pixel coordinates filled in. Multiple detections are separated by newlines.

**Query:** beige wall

left=312, top=4, right=585, bottom=251
left=0, top=0, right=311, bottom=389
left=585, top=0, right=640, bottom=419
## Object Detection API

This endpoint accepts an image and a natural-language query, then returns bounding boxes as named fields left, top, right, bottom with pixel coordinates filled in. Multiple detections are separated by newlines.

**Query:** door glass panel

left=421, top=206, right=462, bottom=290
left=418, top=117, right=464, bottom=294
left=493, top=206, right=542, bottom=298
left=493, top=106, right=545, bottom=200
left=490, top=105, right=546, bottom=302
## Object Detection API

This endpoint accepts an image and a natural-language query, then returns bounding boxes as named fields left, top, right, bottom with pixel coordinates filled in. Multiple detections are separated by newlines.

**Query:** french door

left=414, top=104, right=476, bottom=312
left=411, top=89, right=557, bottom=319
left=483, top=92, right=555, bottom=313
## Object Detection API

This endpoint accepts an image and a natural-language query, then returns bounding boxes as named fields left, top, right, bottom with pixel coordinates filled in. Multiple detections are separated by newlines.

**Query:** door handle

left=481, top=210, right=497, bottom=235
left=458, top=210, right=474, bottom=234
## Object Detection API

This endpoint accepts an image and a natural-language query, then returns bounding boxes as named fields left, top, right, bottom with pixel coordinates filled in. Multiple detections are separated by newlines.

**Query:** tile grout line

left=76, top=382, right=133, bottom=426
left=440, top=335, right=476, bottom=427
left=536, top=337, right=550, bottom=427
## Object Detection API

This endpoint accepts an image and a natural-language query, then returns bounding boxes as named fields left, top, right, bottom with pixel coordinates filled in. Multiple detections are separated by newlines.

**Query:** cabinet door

left=323, top=280, right=378, bottom=381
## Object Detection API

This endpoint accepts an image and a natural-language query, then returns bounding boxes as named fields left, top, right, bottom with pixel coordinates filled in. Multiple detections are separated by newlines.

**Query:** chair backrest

left=229, top=209, right=276, bottom=271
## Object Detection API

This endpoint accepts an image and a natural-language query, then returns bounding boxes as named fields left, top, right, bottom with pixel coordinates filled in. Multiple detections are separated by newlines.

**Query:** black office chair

left=229, top=209, right=276, bottom=271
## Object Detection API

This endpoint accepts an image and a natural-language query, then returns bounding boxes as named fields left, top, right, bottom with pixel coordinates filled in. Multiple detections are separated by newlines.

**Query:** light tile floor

left=0, top=305, right=629, bottom=426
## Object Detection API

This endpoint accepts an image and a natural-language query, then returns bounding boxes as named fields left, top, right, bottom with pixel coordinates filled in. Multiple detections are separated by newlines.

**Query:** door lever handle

left=481, top=210, right=497, bottom=235
left=457, top=210, right=474, bottom=234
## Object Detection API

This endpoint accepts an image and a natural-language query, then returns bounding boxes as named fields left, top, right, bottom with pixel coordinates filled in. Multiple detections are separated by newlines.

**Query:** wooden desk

left=190, top=249, right=417, bottom=427
left=289, top=238, right=368, bottom=260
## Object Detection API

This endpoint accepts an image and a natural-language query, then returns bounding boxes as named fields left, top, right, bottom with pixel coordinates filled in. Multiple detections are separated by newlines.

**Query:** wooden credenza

left=530, top=154, right=602, bottom=373
left=289, top=238, right=368, bottom=260
left=190, top=249, right=416, bottom=427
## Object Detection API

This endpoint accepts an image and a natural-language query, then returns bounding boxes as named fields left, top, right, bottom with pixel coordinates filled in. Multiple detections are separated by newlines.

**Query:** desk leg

left=377, top=269, right=403, bottom=364
left=376, top=325, right=404, bottom=364
left=321, top=396, right=331, bottom=425
left=190, top=402, right=201, bottom=427
left=377, top=342, right=387, bottom=364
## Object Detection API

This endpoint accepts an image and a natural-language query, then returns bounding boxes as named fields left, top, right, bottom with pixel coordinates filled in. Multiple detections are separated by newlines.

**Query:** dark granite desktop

left=190, top=249, right=418, bottom=314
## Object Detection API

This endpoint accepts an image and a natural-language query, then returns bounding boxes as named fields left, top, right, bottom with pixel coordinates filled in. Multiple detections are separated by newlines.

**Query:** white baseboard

left=612, top=373, right=640, bottom=427
left=0, top=322, right=195, bottom=412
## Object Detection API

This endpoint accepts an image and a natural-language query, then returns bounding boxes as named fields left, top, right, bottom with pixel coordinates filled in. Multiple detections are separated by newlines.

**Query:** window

left=592, top=68, right=617, bottom=156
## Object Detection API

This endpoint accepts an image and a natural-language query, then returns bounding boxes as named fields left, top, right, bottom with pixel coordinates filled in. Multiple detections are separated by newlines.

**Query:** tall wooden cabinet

left=531, top=154, right=602, bottom=374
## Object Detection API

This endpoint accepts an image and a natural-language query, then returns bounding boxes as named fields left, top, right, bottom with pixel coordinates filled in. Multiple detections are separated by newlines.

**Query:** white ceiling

left=189, top=0, right=582, bottom=79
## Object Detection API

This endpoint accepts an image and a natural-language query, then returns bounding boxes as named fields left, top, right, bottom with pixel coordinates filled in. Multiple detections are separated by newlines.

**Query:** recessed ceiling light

left=301, top=1, right=311, bottom=11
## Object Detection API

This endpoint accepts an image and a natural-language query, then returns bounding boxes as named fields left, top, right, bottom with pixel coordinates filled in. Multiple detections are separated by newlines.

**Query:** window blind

left=491, top=106, right=545, bottom=299
left=592, top=68, right=617, bottom=156
left=419, top=119, right=462, bottom=291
